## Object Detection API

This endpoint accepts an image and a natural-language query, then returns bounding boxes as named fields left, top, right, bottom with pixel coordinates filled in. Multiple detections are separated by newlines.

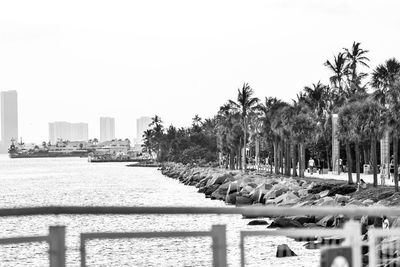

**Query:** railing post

left=211, top=225, right=227, bottom=267
left=344, top=220, right=362, bottom=267
left=49, top=226, right=66, bottom=267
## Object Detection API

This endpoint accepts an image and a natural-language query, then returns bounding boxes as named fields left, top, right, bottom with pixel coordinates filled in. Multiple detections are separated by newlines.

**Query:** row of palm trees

left=214, top=42, right=400, bottom=190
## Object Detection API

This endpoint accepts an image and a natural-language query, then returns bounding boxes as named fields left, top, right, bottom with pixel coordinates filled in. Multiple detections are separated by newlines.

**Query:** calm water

left=0, top=155, right=319, bottom=266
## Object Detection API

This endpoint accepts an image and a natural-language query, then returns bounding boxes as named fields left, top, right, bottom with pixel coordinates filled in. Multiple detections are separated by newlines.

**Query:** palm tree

left=324, top=52, right=348, bottom=91
left=229, top=83, right=259, bottom=172
left=258, top=97, right=287, bottom=174
left=142, top=129, right=153, bottom=158
left=371, top=58, right=400, bottom=191
left=343, top=42, right=370, bottom=92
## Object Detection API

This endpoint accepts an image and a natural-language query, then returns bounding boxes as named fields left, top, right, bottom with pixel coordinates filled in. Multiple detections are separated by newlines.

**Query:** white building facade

left=100, top=117, right=115, bottom=142
left=1, top=90, right=18, bottom=152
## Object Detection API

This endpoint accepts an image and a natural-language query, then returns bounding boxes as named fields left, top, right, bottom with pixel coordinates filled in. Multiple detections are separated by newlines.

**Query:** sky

left=1, top=0, right=400, bottom=143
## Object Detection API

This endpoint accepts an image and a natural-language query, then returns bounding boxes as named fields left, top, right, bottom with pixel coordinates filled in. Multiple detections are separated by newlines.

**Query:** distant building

left=1, top=90, right=18, bottom=152
left=100, top=117, right=115, bottom=142
left=136, top=116, right=151, bottom=144
left=96, top=139, right=130, bottom=154
left=48, top=121, right=88, bottom=144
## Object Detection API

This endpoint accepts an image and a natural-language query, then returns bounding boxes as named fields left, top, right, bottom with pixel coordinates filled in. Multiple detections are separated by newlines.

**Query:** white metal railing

left=1, top=206, right=400, bottom=266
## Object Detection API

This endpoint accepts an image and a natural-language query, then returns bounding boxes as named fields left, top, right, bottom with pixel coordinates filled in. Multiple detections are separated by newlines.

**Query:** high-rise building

left=48, top=121, right=88, bottom=144
left=1, top=90, right=18, bottom=152
left=100, top=117, right=115, bottom=142
left=71, top=123, right=88, bottom=141
left=136, top=116, right=151, bottom=144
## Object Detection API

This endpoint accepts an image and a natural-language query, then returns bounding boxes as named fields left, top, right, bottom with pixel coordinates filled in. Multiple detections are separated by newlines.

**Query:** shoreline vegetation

left=142, top=41, right=400, bottom=193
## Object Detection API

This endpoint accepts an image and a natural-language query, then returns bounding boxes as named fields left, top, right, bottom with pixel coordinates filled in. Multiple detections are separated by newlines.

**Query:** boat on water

left=8, top=139, right=91, bottom=158
left=88, top=152, right=147, bottom=163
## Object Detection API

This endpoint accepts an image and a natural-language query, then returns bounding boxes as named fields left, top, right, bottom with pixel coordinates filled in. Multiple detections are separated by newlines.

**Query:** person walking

left=308, top=157, right=315, bottom=175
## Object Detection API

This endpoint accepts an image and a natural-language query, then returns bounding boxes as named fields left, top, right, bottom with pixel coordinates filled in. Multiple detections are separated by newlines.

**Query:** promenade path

left=303, top=170, right=395, bottom=186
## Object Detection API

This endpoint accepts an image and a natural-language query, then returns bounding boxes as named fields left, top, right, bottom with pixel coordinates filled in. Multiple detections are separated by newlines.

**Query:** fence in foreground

left=1, top=206, right=400, bottom=266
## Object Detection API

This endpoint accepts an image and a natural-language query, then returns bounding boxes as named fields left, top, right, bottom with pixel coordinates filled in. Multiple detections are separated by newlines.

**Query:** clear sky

left=1, top=0, right=400, bottom=143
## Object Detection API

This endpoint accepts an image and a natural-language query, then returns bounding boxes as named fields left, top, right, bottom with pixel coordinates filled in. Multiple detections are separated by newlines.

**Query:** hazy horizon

left=1, top=0, right=400, bottom=143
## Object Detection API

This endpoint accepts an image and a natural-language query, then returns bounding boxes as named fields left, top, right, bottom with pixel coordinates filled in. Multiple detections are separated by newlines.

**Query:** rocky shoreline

left=159, top=162, right=400, bottom=262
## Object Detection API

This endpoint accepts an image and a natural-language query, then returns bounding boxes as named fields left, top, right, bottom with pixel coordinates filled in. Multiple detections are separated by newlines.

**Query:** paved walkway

left=303, top=170, right=395, bottom=186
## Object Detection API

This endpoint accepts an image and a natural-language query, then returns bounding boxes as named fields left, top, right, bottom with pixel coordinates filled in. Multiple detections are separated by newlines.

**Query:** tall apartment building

left=100, top=117, right=115, bottom=142
left=49, top=121, right=88, bottom=143
left=136, top=116, right=151, bottom=144
left=1, top=90, right=18, bottom=151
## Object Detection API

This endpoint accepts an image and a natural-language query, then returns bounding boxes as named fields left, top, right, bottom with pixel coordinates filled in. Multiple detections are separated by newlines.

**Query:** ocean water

left=0, top=155, right=319, bottom=266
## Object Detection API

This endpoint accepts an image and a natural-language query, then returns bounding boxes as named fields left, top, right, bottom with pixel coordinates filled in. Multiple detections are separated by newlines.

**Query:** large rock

left=248, top=220, right=269, bottom=225
left=204, top=184, right=220, bottom=196
left=268, top=218, right=303, bottom=228
left=276, top=244, right=297, bottom=257
left=316, top=197, right=337, bottom=207
left=225, top=192, right=238, bottom=205
left=275, top=192, right=300, bottom=206
left=288, top=216, right=315, bottom=225
left=327, top=185, right=357, bottom=196
left=316, top=216, right=335, bottom=227
left=235, top=196, right=252, bottom=206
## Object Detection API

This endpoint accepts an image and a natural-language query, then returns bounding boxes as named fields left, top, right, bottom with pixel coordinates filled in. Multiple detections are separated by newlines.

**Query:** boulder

left=362, top=199, right=375, bottom=206
left=317, top=197, right=337, bottom=207
left=275, top=192, right=300, bottom=206
left=327, top=185, right=357, bottom=196
left=235, top=196, right=252, bottom=206
left=225, top=192, right=238, bottom=205
left=288, top=216, right=315, bottom=225
left=248, top=220, right=269, bottom=225
left=334, top=194, right=351, bottom=203
left=316, top=216, right=335, bottom=227
left=319, top=190, right=330, bottom=198
left=304, top=241, right=321, bottom=249
left=204, top=184, right=220, bottom=196
left=276, top=244, right=297, bottom=257
left=268, top=218, right=303, bottom=228
left=227, top=182, right=238, bottom=194
left=297, top=189, right=309, bottom=198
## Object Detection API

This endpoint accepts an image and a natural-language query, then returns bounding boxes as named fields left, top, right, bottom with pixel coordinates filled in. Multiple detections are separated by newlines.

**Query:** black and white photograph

left=1, top=0, right=400, bottom=266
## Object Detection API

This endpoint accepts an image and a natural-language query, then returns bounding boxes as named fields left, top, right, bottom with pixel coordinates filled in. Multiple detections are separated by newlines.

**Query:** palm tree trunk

left=292, top=143, right=297, bottom=177
left=243, top=121, right=247, bottom=172
left=229, top=150, right=235, bottom=170
left=238, top=146, right=242, bottom=170
left=345, top=141, right=353, bottom=184
left=394, top=135, right=399, bottom=192
left=255, top=136, right=260, bottom=170
left=371, top=137, right=378, bottom=187
left=274, top=141, right=279, bottom=174
left=355, top=141, right=360, bottom=184
left=285, top=140, right=291, bottom=176
left=326, top=146, right=330, bottom=170
left=299, top=143, right=305, bottom=178
left=280, top=138, right=284, bottom=174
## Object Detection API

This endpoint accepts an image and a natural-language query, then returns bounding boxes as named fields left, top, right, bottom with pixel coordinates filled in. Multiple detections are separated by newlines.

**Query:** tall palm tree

left=258, top=97, right=287, bottom=174
left=371, top=58, right=400, bottom=191
left=324, top=52, right=348, bottom=91
left=229, top=83, right=259, bottom=171
left=344, top=42, right=370, bottom=91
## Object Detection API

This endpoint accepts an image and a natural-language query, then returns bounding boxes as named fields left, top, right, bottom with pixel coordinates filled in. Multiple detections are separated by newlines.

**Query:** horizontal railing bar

left=81, top=231, right=211, bottom=240
left=0, top=236, right=48, bottom=245
left=241, top=229, right=346, bottom=238
left=1, top=206, right=400, bottom=217
left=368, top=228, right=400, bottom=237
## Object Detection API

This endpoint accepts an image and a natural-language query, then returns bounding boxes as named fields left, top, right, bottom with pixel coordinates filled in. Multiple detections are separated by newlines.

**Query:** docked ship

left=8, top=139, right=92, bottom=158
